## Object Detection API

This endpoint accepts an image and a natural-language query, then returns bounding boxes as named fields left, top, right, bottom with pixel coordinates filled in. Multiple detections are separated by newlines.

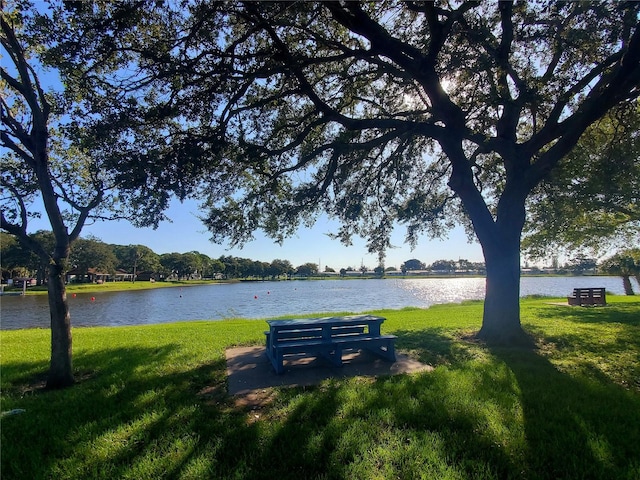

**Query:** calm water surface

left=0, top=276, right=627, bottom=330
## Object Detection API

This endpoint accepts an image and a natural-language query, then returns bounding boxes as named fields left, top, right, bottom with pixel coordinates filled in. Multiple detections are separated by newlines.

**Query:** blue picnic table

left=265, top=314, right=396, bottom=374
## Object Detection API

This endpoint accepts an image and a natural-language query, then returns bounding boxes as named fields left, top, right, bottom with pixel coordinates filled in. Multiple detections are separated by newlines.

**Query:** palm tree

left=601, top=249, right=640, bottom=295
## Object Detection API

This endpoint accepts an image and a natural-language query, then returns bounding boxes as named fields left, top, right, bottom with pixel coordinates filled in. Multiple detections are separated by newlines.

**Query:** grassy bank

left=1, top=297, right=639, bottom=479
left=5, top=279, right=221, bottom=296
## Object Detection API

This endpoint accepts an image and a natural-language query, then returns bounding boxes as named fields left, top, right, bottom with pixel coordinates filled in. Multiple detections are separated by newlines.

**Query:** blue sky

left=33, top=197, right=484, bottom=271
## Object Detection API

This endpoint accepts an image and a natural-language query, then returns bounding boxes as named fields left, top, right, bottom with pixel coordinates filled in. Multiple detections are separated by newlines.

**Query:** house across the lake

left=113, top=269, right=135, bottom=281
left=134, top=271, right=157, bottom=282
left=66, top=267, right=111, bottom=284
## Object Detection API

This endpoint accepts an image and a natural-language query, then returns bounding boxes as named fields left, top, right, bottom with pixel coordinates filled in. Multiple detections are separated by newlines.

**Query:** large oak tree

left=48, top=1, right=640, bottom=345
left=177, top=2, right=640, bottom=342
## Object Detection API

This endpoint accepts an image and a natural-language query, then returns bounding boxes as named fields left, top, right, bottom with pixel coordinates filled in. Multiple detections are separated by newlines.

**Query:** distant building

left=135, top=271, right=157, bottom=281
left=113, top=269, right=134, bottom=281
left=66, top=267, right=109, bottom=283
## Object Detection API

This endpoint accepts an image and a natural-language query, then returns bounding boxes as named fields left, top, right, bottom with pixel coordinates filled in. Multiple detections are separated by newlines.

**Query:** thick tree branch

left=1, top=16, right=50, bottom=132
left=325, top=1, right=467, bottom=130
left=525, top=24, right=640, bottom=188
left=1, top=130, right=34, bottom=165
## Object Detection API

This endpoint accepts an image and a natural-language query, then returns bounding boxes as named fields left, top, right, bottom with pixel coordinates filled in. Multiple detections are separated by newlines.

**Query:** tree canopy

left=0, top=2, right=189, bottom=387
left=523, top=102, right=640, bottom=258
left=402, top=259, right=427, bottom=271
left=48, top=1, right=639, bottom=343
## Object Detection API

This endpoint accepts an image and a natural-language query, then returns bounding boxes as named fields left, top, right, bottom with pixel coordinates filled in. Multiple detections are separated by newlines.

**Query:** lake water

left=0, top=276, right=629, bottom=330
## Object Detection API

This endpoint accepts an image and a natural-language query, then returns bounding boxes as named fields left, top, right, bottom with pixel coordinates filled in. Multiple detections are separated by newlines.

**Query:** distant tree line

left=0, top=232, right=298, bottom=282
left=399, top=258, right=487, bottom=274
left=4, top=232, right=637, bottom=287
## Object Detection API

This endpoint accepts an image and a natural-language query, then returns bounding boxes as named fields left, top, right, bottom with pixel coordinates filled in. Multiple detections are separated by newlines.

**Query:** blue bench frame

left=265, top=315, right=396, bottom=374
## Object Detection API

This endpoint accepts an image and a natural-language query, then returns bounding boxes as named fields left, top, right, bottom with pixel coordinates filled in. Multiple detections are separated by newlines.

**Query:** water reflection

left=0, top=276, right=627, bottom=330
left=400, top=277, right=486, bottom=304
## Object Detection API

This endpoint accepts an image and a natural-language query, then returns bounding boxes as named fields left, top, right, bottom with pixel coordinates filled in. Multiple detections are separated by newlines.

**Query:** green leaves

left=523, top=102, right=640, bottom=258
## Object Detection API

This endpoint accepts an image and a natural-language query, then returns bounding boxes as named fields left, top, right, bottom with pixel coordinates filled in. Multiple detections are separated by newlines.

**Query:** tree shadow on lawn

left=0, top=345, right=254, bottom=479
left=233, top=328, right=522, bottom=479
left=490, top=342, right=640, bottom=479
left=245, top=328, right=640, bottom=479
left=3, top=327, right=639, bottom=479
left=2, top=330, right=513, bottom=479
left=526, top=301, right=640, bottom=391
left=533, top=300, right=640, bottom=326
left=528, top=311, right=640, bottom=357
left=393, top=325, right=484, bottom=366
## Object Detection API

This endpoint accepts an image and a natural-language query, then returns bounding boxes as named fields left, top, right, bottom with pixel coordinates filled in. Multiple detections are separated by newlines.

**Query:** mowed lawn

left=1, top=297, right=639, bottom=479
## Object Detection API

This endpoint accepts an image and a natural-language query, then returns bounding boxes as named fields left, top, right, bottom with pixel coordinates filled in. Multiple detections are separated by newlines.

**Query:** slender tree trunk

left=622, top=275, right=635, bottom=295
left=46, top=261, right=74, bottom=389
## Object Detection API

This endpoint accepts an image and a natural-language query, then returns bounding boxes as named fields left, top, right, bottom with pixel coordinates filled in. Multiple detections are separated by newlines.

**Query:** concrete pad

left=226, top=346, right=432, bottom=396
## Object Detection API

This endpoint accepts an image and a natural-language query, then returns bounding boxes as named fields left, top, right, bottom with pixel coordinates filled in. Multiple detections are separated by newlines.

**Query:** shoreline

left=3, top=272, right=614, bottom=296
left=1, top=279, right=228, bottom=296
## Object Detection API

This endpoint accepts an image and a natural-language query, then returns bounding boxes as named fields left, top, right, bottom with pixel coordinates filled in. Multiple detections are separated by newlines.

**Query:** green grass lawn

left=1, top=297, right=639, bottom=479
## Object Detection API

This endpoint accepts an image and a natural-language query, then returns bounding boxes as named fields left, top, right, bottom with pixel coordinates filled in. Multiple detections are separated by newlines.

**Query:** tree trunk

left=622, top=275, right=635, bottom=295
left=449, top=164, right=528, bottom=344
left=440, top=142, right=536, bottom=345
left=46, top=262, right=74, bottom=389
left=477, top=237, right=526, bottom=344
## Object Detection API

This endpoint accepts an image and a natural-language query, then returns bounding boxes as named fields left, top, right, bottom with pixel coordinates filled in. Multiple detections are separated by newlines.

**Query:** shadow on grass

left=393, top=326, right=461, bottom=365
left=244, top=328, right=640, bottom=479
left=0, top=359, right=51, bottom=392
left=226, top=329, right=521, bottom=479
left=535, top=300, right=640, bottom=326
left=1, top=345, right=246, bottom=479
left=490, top=343, right=640, bottom=479
left=3, top=327, right=639, bottom=479
left=526, top=302, right=640, bottom=391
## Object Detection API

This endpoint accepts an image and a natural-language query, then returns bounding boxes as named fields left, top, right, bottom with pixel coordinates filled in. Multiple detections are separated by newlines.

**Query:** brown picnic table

left=567, top=287, right=606, bottom=306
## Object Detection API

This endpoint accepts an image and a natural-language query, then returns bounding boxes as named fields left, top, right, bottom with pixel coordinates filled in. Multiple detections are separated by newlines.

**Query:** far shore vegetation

left=2, top=297, right=639, bottom=479
left=2, top=232, right=612, bottom=292
left=1, top=270, right=622, bottom=297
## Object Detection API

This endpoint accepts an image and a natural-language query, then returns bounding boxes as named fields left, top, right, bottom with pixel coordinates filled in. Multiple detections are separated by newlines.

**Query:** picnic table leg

left=265, top=329, right=286, bottom=374
left=332, top=348, right=343, bottom=366
left=363, top=338, right=396, bottom=362
left=274, top=350, right=285, bottom=374
left=318, top=346, right=343, bottom=367
left=385, top=340, right=396, bottom=361
left=368, top=320, right=382, bottom=336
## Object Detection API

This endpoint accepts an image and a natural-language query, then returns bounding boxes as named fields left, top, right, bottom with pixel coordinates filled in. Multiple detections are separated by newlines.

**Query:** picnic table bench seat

left=567, top=287, right=606, bottom=306
left=265, top=315, right=396, bottom=374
